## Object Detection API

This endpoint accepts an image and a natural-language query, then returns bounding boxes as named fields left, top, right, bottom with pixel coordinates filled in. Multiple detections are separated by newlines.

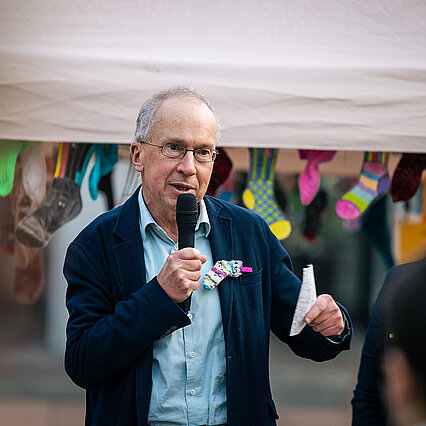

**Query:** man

left=64, top=86, right=352, bottom=426
left=352, top=259, right=424, bottom=425
left=384, top=257, right=426, bottom=426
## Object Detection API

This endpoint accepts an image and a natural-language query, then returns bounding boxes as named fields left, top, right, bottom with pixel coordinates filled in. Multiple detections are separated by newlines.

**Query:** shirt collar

left=138, top=187, right=211, bottom=240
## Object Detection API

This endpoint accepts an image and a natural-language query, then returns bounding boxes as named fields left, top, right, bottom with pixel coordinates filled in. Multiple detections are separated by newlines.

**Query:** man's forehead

left=156, top=96, right=214, bottom=120
left=152, top=97, right=217, bottom=141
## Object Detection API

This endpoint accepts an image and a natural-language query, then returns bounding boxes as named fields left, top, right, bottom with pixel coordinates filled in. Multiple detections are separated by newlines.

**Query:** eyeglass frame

left=138, top=140, right=219, bottom=163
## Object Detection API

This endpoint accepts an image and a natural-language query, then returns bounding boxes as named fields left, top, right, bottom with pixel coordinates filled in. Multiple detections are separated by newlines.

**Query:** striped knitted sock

left=336, top=152, right=389, bottom=220
left=243, top=148, right=291, bottom=240
left=54, top=142, right=94, bottom=183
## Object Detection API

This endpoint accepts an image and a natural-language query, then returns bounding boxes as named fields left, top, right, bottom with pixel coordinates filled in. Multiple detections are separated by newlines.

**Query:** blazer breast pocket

left=238, top=268, right=262, bottom=286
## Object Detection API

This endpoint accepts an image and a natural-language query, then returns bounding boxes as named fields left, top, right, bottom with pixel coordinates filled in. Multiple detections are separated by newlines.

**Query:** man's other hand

left=304, top=294, right=344, bottom=337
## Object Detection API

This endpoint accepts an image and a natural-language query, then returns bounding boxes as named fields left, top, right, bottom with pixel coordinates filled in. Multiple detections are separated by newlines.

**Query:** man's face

left=132, top=97, right=217, bottom=220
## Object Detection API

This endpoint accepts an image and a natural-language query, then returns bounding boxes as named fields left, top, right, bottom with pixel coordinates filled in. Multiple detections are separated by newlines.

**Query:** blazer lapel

left=112, top=187, right=147, bottom=298
left=205, top=197, right=234, bottom=340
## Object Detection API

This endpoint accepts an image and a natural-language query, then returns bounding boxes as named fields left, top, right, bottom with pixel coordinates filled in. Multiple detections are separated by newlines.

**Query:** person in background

left=384, top=257, right=426, bottom=426
left=64, top=86, right=352, bottom=426
left=352, top=258, right=425, bottom=425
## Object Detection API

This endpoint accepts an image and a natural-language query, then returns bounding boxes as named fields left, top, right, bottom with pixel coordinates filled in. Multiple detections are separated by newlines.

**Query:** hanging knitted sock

left=390, top=153, right=426, bottom=202
left=87, top=144, right=118, bottom=200
left=69, top=143, right=94, bottom=184
left=0, top=140, right=29, bottom=196
left=22, top=142, right=47, bottom=205
left=10, top=156, right=40, bottom=262
left=298, top=149, right=336, bottom=205
left=207, top=147, right=233, bottom=196
left=55, top=142, right=71, bottom=178
left=302, top=189, right=328, bottom=242
left=361, top=195, right=394, bottom=270
left=8, top=155, right=47, bottom=302
left=98, top=172, right=114, bottom=210
left=15, top=177, right=82, bottom=248
left=115, top=156, right=140, bottom=207
left=336, top=152, right=390, bottom=220
left=14, top=143, right=86, bottom=248
left=243, top=148, right=291, bottom=240
left=54, top=142, right=93, bottom=183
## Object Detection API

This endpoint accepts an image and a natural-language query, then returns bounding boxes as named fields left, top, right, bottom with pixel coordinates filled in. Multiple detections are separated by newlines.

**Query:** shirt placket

left=183, top=311, right=200, bottom=425
left=172, top=234, right=208, bottom=426
left=170, top=241, right=200, bottom=425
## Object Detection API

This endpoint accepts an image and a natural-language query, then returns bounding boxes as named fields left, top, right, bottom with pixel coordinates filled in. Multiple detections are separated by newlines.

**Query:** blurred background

left=0, top=145, right=424, bottom=425
left=1, top=1, right=426, bottom=425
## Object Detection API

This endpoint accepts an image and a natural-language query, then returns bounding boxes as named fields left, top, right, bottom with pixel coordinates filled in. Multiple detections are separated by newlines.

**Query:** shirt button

left=187, top=313, right=193, bottom=320
left=189, top=351, right=196, bottom=358
left=190, top=389, right=196, bottom=396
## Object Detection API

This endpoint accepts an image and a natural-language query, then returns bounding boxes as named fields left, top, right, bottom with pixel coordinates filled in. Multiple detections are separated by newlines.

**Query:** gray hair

left=133, top=86, right=221, bottom=144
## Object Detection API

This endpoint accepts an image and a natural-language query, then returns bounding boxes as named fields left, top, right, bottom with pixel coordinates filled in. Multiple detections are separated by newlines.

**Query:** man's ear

left=130, top=142, right=144, bottom=173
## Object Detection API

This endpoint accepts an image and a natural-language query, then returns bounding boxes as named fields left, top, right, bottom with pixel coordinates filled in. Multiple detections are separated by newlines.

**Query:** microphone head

left=176, top=194, right=198, bottom=250
left=176, top=193, right=198, bottom=216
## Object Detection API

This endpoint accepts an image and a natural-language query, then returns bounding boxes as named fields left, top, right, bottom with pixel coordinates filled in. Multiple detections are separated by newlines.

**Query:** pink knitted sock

left=298, top=150, right=336, bottom=205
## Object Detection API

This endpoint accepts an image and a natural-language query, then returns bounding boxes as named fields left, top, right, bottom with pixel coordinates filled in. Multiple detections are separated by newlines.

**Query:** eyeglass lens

left=163, top=144, right=216, bottom=162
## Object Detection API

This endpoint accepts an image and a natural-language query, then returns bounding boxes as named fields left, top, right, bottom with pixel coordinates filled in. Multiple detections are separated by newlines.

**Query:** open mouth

left=172, top=184, right=192, bottom=191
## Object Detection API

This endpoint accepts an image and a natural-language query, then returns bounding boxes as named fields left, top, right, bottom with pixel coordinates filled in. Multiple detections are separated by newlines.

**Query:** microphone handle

left=177, top=224, right=195, bottom=313
left=180, top=293, right=191, bottom=313
left=178, top=229, right=195, bottom=250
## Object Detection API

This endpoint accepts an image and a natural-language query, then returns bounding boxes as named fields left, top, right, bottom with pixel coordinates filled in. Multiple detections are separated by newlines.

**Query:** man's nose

left=176, top=150, right=197, bottom=175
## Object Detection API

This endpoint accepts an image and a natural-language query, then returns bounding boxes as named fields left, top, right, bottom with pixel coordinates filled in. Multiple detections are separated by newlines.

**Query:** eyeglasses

left=139, top=141, right=218, bottom=162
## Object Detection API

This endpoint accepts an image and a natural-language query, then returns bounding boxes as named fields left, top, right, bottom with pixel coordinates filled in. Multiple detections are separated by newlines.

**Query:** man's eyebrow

left=164, top=138, right=185, bottom=144
left=164, top=138, right=215, bottom=149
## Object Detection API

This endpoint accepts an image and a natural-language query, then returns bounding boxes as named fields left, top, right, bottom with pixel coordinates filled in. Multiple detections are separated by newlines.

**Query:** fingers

left=304, top=294, right=333, bottom=324
left=177, top=247, right=204, bottom=260
left=310, top=317, right=344, bottom=336
left=304, top=294, right=344, bottom=337
left=174, top=269, right=202, bottom=284
left=157, top=248, right=206, bottom=303
left=174, top=248, right=207, bottom=269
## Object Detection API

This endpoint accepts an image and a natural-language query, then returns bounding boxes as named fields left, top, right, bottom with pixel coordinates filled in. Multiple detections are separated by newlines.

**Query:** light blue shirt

left=137, top=189, right=227, bottom=426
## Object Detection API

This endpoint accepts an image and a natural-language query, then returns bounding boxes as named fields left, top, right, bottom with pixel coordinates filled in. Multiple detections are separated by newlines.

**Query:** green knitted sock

left=243, top=148, right=291, bottom=240
left=0, top=140, right=29, bottom=196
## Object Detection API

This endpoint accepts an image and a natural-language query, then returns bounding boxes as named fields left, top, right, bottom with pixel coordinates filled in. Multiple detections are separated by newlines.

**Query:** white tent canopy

left=1, top=0, right=425, bottom=152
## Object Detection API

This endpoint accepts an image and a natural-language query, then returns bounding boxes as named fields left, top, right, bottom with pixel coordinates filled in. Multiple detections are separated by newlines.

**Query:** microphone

left=176, top=193, right=198, bottom=312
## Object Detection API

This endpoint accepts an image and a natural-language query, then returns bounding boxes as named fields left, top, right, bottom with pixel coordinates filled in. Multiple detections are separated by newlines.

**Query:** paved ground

left=0, top=333, right=363, bottom=425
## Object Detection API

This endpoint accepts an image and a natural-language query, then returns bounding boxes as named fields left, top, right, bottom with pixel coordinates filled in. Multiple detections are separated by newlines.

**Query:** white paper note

left=289, top=264, right=317, bottom=336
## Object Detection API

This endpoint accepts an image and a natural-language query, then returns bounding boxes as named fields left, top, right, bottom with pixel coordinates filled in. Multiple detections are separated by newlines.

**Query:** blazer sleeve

left=64, top=240, right=190, bottom=390
left=351, top=271, right=391, bottom=425
left=266, top=222, right=352, bottom=361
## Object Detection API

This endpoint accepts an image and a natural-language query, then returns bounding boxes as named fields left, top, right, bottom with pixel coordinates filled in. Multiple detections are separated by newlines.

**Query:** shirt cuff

left=325, top=308, right=351, bottom=344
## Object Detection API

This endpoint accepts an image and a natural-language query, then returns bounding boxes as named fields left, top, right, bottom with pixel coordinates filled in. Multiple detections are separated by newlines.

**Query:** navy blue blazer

left=351, top=261, right=422, bottom=425
left=64, top=188, right=352, bottom=426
